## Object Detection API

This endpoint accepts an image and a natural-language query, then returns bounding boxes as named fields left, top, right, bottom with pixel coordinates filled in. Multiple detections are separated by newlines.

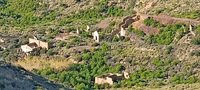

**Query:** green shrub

left=107, top=6, right=124, bottom=17
left=184, top=76, right=198, bottom=84
left=173, top=10, right=200, bottom=19
left=66, top=28, right=75, bottom=33
left=131, top=60, right=135, bottom=66
left=30, top=48, right=40, bottom=56
left=70, top=38, right=81, bottom=46
left=58, top=71, right=67, bottom=83
left=153, top=58, right=164, bottom=67
left=190, top=51, right=200, bottom=56
left=75, top=83, right=89, bottom=90
left=128, top=25, right=145, bottom=37
left=82, top=53, right=92, bottom=61
left=191, top=36, right=200, bottom=45
left=66, top=44, right=70, bottom=49
left=122, top=68, right=165, bottom=87
left=196, top=25, right=200, bottom=35
left=46, top=49, right=54, bottom=56
left=145, top=23, right=185, bottom=45
left=0, top=0, right=59, bottom=27
left=133, top=29, right=145, bottom=37
left=165, top=46, right=173, bottom=54
left=80, top=32, right=90, bottom=38
left=40, top=70, right=48, bottom=77
left=144, top=18, right=164, bottom=27
left=176, top=28, right=184, bottom=40
left=145, top=34, right=156, bottom=44
left=155, top=9, right=164, bottom=15
left=112, top=36, right=119, bottom=42
left=170, top=75, right=198, bottom=84
left=45, top=34, right=53, bottom=39
left=60, top=4, right=68, bottom=8
left=49, top=73, right=57, bottom=80
left=109, top=21, right=116, bottom=26
left=119, top=36, right=125, bottom=41
left=152, top=58, right=179, bottom=67
left=40, top=48, right=47, bottom=54
left=92, top=43, right=100, bottom=47
left=34, top=44, right=123, bottom=89
left=59, top=41, right=67, bottom=47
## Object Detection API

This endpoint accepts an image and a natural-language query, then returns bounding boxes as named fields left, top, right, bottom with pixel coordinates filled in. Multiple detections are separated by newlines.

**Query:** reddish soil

left=55, top=32, right=79, bottom=42
left=152, top=14, right=200, bottom=26
left=95, top=17, right=113, bottom=30
left=130, top=34, right=141, bottom=41
left=131, top=13, right=200, bottom=35
left=139, top=26, right=159, bottom=35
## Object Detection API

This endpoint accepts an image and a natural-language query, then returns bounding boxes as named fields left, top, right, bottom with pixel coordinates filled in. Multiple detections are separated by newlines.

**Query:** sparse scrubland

left=0, top=0, right=200, bottom=90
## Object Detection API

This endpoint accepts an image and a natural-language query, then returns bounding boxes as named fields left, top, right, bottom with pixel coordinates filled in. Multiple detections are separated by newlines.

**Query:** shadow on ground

left=0, top=61, right=71, bottom=90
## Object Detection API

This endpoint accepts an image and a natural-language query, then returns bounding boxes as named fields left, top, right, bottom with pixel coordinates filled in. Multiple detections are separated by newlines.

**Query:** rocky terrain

left=0, top=61, right=70, bottom=90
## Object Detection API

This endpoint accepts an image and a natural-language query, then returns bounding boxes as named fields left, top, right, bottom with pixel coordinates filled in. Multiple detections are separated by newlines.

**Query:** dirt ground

left=131, top=13, right=200, bottom=35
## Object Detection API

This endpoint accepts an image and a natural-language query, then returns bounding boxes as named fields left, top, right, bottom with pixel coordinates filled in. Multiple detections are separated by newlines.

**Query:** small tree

left=165, top=46, right=173, bottom=54
left=46, top=49, right=54, bottom=56
left=191, top=36, right=200, bottom=45
left=112, top=36, right=119, bottom=42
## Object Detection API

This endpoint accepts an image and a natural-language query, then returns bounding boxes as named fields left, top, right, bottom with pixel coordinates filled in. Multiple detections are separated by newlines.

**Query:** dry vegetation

left=109, top=83, right=200, bottom=90
left=13, top=56, right=72, bottom=71
left=1, top=0, right=200, bottom=89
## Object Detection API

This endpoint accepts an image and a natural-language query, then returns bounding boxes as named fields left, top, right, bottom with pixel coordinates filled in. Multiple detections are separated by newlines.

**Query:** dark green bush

left=145, top=34, right=156, bottom=44
left=0, top=47, right=3, bottom=51
left=59, top=41, right=67, bottom=47
left=170, top=75, right=198, bottom=84
left=112, top=36, right=119, bottom=42
left=144, top=18, right=164, bottom=28
left=165, top=46, right=173, bottom=54
left=196, top=25, right=200, bottom=35
left=70, top=38, right=81, bottom=46
left=30, top=48, right=40, bottom=56
left=35, top=44, right=123, bottom=89
left=191, top=36, right=200, bottom=45
left=46, top=49, right=54, bottom=56
left=152, top=58, right=179, bottom=67
left=190, top=51, right=200, bottom=56
left=80, top=32, right=91, bottom=38
left=145, top=23, right=185, bottom=45
left=0, top=0, right=59, bottom=27
left=128, top=25, right=145, bottom=37
left=122, top=68, right=165, bottom=87
left=92, top=43, right=100, bottom=47
left=66, top=44, right=70, bottom=49
left=109, top=21, right=116, bottom=26
left=60, top=4, right=68, bottom=8
left=107, top=6, right=124, bottom=17
left=155, top=9, right=164, bottom=15
left=173, top=10, right=200, bottom=19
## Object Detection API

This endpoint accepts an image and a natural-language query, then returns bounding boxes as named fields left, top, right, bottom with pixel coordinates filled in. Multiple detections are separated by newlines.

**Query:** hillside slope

left=0, top=61, right=70, bottom=90
left=0, top=0, right=200, bottom=90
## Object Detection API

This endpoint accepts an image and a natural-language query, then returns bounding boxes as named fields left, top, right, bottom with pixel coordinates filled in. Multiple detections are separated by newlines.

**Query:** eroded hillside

left=0, top=61, right=70, bottom=90
left=0, top=0, right=200, bottom=90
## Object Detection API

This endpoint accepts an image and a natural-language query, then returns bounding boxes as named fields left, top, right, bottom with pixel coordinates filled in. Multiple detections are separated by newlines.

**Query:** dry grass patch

left=115, top=83, right=200, bottom=90
left=13, top=56, right=72, bottom=71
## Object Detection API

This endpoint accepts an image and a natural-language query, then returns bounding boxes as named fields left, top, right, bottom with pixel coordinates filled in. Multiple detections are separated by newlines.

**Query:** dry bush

left=12, top=56, right=72, bottom=71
